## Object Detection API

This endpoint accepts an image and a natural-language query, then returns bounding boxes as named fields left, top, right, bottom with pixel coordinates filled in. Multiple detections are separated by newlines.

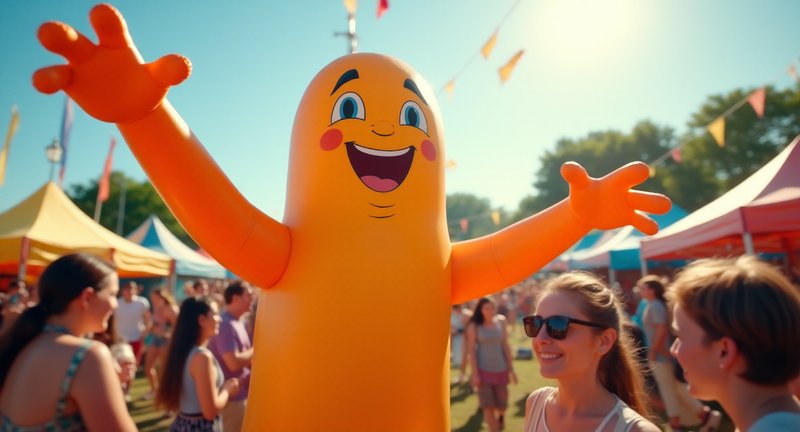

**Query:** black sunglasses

left=522, top=315, right=607, bottom=340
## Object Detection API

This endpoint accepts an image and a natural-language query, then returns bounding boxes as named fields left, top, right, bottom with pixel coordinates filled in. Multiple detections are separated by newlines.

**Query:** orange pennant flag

left=491, top=210, right=501, bottom=226
left=498, top=50, right=524, bottom=83
left=460, top=218, right=469, bottom=233
left=789, top=64, right=798, bottom=82
left=343, top=0, right=357, bottom=14
left=648, top=166, right=656, bottom=178
left=444, top=80, right=455, bottom=99
left=481, top=31, right=498, bottom=59
left=707, top=117, right=725, bottom=147
left=747, top=87, right=766, bottom=118
left=97, top=137, right=116, bottom=203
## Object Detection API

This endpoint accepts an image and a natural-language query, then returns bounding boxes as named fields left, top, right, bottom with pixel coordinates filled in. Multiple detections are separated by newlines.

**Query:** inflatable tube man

left=34, top=5, right=670, bottom=430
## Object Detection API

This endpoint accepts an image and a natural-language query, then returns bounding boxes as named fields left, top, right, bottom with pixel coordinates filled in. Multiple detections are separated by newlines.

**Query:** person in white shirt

left=113, top=281, right=151, bottom=397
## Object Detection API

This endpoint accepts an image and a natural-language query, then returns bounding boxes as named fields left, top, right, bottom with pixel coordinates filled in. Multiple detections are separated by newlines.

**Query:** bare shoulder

left=189, top=348, right=214, bottom=369
left=627, top=417, right=662, bottom=432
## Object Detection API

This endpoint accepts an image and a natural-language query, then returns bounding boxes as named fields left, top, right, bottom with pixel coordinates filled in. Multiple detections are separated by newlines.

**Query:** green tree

left=668, top=84, right=800, bottom=208
left=67, top=171, right=197, bottom=249
left=513, top=120, right=675, bottom=220
left=446, top=193, right=506, bottom=241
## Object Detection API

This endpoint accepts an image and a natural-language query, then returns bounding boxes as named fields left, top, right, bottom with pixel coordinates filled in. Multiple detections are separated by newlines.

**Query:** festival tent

left=127, top=215, right=228, bottom=279
left=539, top=230, right=609, bottom=272
left=568, top=204, right=689, bottom=271
left=0, top=182, right=173, bottom=280
left=641, top=136, right=800, bottom=264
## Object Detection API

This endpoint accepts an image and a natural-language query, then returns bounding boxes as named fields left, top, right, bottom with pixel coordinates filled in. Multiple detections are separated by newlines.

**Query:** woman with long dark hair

left=638, top=275, right=720, bottom=431
left=524, top=272, right=659, bottom=432
left=157, top=296, right=240, bottom=432
left=0, top=253, right=136, bottom=431
left=465, top=297, right=516, bottom=432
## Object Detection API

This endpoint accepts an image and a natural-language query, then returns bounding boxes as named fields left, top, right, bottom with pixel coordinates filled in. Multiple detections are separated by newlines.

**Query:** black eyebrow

left=331, top=69, right=359, bottom=95
left=403, top=79, right=428, bottom=106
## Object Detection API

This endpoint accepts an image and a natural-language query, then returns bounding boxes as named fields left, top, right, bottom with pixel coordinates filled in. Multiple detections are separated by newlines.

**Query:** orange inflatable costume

left=34, top=5, right=670, bottom=430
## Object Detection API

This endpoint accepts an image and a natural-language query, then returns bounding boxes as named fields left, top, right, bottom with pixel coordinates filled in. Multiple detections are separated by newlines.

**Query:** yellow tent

left=0, top=182, right=173, bottom=280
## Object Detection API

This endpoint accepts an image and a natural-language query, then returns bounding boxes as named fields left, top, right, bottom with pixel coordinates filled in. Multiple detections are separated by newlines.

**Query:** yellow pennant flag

left=481, top=30, right=498, bottom=59
left=707, top=117, right=725, bottom=147
left=498, top=50, right=524, bottom=83
left=491, top=210, right=501, bottom=226
left=0, top=106, right=20, bottom=186
left=446, top=159, right=457, bottom=170
left=648, top=166, right=656, bottom=178
left=444, top=80, right=455, bottom=99
left=343, top=0, right=357, bottom=14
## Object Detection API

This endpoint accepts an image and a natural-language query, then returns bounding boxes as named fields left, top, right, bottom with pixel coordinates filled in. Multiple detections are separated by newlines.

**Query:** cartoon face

left=285, top=54, right=444, bottom=226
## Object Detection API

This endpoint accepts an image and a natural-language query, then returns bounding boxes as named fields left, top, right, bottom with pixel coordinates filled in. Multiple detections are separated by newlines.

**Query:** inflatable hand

left=562, top=161, right=671, bottom=235
left=33, top=4, right=190, bottom=123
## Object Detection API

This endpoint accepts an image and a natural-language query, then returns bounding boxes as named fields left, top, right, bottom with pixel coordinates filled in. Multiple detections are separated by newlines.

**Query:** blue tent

left=567, top=204, right=689, bottom=271
left=127, top=215, right=227, bottom=279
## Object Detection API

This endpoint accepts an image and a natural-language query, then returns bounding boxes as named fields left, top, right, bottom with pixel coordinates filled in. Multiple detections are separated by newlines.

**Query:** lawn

left=130, top=330, right=733, bottom=431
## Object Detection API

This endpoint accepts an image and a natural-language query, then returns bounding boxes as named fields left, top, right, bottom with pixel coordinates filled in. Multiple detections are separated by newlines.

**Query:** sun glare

left=531, top=0, right=641, bottom=69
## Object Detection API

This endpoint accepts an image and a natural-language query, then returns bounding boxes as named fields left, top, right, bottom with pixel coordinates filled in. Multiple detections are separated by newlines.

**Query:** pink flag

left=789, top=64, right=798, bottom=82
left=377, top=0, right=388, bottom=18
left=459, top=218, right=469, bottom=233
left=747, top=87, right=766, bottom=118
left=97, top=137, right=116, bottom=203
left=671, top=147, right=682, bottom=163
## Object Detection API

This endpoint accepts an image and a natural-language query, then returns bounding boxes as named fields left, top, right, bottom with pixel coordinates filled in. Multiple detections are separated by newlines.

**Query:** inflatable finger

left=38, top=22, right=95, bottom=64
left=560, top=161, right=591, bottom=189
left=628, top=190, right=671, bottom=214
left=631, top=211, right=659, bottom=235
left=147, top=55, right=192, bottom=87
left=89, top=3, right=133, bottom=48
left=32, top=65, right=72, bottom=94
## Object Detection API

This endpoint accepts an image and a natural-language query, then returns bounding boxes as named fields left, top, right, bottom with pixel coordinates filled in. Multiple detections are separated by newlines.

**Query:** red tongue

left=361, top=175, right=399, bottom=192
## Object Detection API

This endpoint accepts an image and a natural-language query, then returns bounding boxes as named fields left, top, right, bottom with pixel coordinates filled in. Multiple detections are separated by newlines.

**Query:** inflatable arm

left=32, top=4, right=290, bottom=287
left=451, top=162, right=670, bottom=304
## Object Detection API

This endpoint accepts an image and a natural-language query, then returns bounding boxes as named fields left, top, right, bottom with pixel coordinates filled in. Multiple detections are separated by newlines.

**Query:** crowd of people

left=450, top=256, right=800, bottom=432
left=0, top=254, right=256, bottom=432
left=0, top=252, right=798, bottom=431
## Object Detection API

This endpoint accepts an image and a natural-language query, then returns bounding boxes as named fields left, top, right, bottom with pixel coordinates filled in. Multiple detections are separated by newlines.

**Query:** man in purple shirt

left=209, top=280, right=254, bottom=432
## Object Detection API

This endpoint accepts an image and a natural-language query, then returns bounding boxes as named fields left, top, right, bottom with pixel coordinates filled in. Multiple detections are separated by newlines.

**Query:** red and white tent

left=641, top=135, right=800, bottom=262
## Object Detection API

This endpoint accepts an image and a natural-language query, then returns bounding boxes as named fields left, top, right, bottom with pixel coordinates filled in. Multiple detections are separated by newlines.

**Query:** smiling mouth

left=346, top=142, right=415, bottom=192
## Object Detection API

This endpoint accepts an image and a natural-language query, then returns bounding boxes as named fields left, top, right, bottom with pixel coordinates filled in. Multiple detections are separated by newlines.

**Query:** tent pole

left=17, top=237, right=30, bottom=281
left=742, top=232, right=755, bottom=255
left=640, top=254, right=648, bottom=277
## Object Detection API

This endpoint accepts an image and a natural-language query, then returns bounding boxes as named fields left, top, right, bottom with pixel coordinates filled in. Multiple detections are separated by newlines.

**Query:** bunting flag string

left=646, top=54, right=798, bottom=172
left=437, top=0, right=524, bottom=96
left=447, top=208, right=505, bottom=233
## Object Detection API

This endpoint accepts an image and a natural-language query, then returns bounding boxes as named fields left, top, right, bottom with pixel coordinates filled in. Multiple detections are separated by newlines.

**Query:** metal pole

left=742, top=231, right=755, bottom=255
left=116, top=179, right=128, bottom=234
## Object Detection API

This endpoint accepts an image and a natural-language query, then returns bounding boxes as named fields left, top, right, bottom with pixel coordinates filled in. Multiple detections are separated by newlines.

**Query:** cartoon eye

left=399, top=101, right=428, bottom=134
left=331, top=92, right=365, bottom=123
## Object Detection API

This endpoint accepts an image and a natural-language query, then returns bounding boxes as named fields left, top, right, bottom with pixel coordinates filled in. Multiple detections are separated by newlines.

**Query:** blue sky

left=1, top=0, right=798, bottom=223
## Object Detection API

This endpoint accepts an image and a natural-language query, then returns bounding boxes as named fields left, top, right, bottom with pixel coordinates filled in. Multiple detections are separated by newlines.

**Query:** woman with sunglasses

left=523, top=272, right=660, bottom=432
left=670, top=256, right=800, bottom=432
left=465, top=297, right=516, bottom=432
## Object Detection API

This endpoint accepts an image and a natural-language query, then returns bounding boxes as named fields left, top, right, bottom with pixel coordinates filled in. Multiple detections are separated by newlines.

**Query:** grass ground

left=130, top=329, right=734, bottom=431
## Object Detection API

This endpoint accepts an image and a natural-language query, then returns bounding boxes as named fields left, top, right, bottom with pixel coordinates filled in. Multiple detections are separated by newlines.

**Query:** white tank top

left=524, top=387, right=649, bottom=432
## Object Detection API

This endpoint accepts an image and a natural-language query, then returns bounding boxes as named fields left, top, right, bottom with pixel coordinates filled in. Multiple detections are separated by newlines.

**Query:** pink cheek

left=421, top=139, right=437, bottom=161
left=320, top=129, right=343, bottom=151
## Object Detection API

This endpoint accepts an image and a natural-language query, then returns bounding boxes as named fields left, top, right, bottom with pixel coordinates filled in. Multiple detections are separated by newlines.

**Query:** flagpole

left=116, top=178, right=127, bottom=234
left=93, top=191, right=103, bottom=222
left=335, top=0, right=358, bottom=54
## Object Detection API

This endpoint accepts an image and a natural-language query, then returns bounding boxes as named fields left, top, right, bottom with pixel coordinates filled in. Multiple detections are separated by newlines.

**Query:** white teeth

left=353, top=143, right=411, bottom=157
left=539, top=353, right=561, bottom=359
